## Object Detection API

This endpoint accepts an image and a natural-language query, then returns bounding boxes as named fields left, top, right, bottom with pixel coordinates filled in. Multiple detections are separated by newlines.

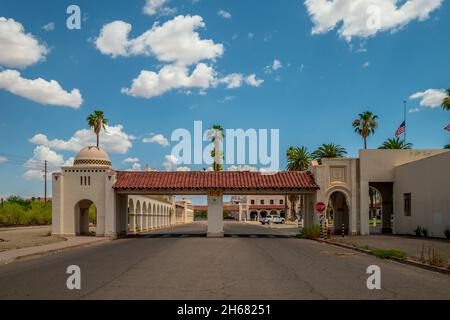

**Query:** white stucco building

left=309, top=149, right=450, bottom=237
left=52, top=146, right=450, bottom=238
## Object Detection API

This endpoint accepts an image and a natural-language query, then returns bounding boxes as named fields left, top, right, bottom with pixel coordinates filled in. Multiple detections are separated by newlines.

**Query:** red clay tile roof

left=114, top=171, right=319, bottom=191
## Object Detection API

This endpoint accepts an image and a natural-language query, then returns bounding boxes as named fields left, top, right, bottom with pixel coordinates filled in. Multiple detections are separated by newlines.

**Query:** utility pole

left=44, top=160, right=47, bottom=202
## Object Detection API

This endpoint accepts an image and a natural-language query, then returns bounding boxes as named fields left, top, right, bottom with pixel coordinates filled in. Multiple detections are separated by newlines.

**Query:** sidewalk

left=327, top=234, right=450, bottom=270
left=0, top=236, right=110, bottom=265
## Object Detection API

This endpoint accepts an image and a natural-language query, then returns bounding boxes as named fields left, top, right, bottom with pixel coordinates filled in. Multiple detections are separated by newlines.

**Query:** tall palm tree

left=285, top=146, right=311, bottom=221
left=286, top=146, right=311, bottom=171
left=441, top=88, right=450, bottom=111
left=87, top=110, right=108, bottom=148
left=352, top=111, right=378, bottom=149
left=312, top=143, right=347, bottom=162
left=379, top=137, right=412, bottom=149
left=206, top=124, right=224, bottom=171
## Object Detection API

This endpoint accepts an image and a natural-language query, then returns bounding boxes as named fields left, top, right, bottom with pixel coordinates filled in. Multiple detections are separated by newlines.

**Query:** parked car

left=260, top=215, right=285, bottom=225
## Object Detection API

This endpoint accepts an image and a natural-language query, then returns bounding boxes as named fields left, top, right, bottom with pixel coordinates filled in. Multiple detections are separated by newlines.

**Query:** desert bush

left=0, top=197, right=51, bottom=226
left=414, top=226, right=422, bottom=237
left=372, top=249, right=407, bottom=260
left=297, top=224, right=321, bottom=239
left=444, top=228, right=450, bottom=240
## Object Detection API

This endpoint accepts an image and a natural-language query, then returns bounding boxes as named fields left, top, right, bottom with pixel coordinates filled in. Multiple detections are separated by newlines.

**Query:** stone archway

left=327, top=191, right=350, bottom=235
left=74, top=199, right=96, bottom=236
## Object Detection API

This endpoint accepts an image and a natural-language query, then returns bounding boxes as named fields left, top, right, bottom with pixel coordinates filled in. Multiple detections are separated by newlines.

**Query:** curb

left=312, top=238, right=450, bottom=275
left=1, top=238, right=112, bottom=265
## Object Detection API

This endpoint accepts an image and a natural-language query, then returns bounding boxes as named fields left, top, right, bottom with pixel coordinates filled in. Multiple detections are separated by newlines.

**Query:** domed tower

left=52, top=146, right=121, bottom=238
left=74, top=146, right=112, bottom=168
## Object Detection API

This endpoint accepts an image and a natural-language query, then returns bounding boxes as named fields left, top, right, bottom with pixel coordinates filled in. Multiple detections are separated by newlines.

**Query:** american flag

left=395, top=121, right=406, bottom=137
left=445, top=124, right=450, bottom=132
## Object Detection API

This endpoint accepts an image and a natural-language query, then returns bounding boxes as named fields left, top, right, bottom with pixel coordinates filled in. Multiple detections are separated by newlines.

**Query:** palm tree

left=87, top=110, right=108, bottom=148
left=286, top=146, right=311, bottom=171
left=285, top=146, right=311, bottom=221
left=312, top=143, right=347, bottom=162
left=352, top=111, right=378, bottom=149
left=441, top=88, right=450, bottom=111
left=206, top=124, right=224, bottom=171
left=379, top=137, right=412, bottom=149
left=445, top=144, right=450, bottom=149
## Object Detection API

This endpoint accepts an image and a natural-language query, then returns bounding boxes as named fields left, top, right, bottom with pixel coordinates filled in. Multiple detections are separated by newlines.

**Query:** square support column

left=207, top=193, right=224, bottom=238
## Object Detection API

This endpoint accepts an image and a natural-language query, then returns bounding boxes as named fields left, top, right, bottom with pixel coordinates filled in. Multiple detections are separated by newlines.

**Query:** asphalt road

left=0, top=222, right=449, bottom=299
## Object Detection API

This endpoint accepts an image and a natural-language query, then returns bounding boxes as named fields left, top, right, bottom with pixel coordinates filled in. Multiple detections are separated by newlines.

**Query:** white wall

left=394, top=151, right=450, bottom=238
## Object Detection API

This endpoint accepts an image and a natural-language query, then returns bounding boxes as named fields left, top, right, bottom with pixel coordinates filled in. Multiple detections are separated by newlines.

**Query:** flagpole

left=403, top=100, right=407, bottom=143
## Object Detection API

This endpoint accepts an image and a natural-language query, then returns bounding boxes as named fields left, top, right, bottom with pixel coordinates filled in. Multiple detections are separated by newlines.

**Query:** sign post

left=315, top=202, right=327, bottom=239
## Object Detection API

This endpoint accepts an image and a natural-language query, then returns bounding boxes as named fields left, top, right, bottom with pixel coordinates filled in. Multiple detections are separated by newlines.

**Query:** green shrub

left=372, top=249, right=407, bottom=260
left=0, top=199, right=51, bottom=226
left=89, top=204, right=97, bottom=224
left=444, top=228, right=450, bottom=240
left=414, top=226, right=422, bottom=237
left=297, top=224, right=321, bottom=239
left=422, top=228, right=429, bottom=238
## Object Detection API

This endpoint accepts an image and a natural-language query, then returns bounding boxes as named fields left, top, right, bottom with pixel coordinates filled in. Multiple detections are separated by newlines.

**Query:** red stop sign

left=315, top=202, right=326, bottom=213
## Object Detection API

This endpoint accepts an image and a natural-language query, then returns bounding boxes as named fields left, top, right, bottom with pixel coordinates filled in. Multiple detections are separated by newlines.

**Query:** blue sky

left=0, top=0, right=449, bottom=198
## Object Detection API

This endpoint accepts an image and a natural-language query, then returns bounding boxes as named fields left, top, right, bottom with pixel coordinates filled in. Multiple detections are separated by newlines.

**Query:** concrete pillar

left=129, top=212, right=136, bottom=234
left=114, top=194, right=128, bottom=237
left=360, top=181, right=370, bottom=235
left=207, top=194, right=224, bottom=237
left=51, top=173, right=63, bottom=235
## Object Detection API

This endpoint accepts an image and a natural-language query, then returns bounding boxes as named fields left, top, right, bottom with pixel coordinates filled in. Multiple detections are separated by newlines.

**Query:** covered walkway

left=113, top=171, right=319, bottom=237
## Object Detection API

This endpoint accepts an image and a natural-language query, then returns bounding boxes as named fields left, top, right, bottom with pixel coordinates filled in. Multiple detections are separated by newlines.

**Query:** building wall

left=175, top=198, right=194, bottom=224
left=393, top=152, right=450, bottom=238
left=52, top=167, right=116, bottom=237
left=310, top=158, right=359, bottom=234
left=359, top=149, right=448, bottom=234
left=127, top=195, right=176, bottom=233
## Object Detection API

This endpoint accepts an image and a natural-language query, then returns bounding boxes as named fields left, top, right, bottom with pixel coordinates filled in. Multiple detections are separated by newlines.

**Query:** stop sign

left=315, top=202, right=326, bottom=213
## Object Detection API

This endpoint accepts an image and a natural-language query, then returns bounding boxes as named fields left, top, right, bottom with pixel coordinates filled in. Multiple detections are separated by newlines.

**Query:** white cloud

left=363, top=61, right=370, bottom=68
left=129, top=163, right=142, bottom=171
left=176, top=166, right=191, bottom=171
left=143, top=134, right=169, bottom=147
left=272, top=59, right=282, bottom=70
left=218, top=95, right=236, bottom=103
left=245, top=74, right=264, bottom=87
left=122, top=63, right=214, bottom=98
left=0, top=17, right=49, bottom=69
left=123, top=157, right=139, bottom=163
left=215, top=73, right=243, bottom=89
left=23, top=146, right=73, bottom=180
left=227, top=165, right=258, bottom=172
left=163, top=154, right=181, bottom=171
left=42, top=22, right=55, bottom=32
left=408, top=108, right=421, bottom=113
left=29, top=124, right=134, bottom=154
left=94, top=21, right=132, bottom=58
left=409, top=88, right=446, bottom=108
left=0, top=156, right=7, bottom=164
left=304, top=0, right=443, bottom=41
left=248, top=32, right=254, bottom=39
left=95, top=15, right=224, bottom=66
left=0, top=69, right=82, bottom=108
left=143, top=0, right=176, bottom=16
left=217, top=10, right=232, bottom=19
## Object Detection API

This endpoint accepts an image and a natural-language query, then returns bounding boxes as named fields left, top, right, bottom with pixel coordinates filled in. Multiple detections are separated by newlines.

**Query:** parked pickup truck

left=260, top=215, right=285, bottom=225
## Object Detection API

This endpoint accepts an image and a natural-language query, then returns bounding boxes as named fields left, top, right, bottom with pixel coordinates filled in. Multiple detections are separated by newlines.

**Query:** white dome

left=74, top=146, right=112, bottom=167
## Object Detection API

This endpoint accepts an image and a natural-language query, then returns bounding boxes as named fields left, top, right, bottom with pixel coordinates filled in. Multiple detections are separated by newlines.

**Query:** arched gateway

left=52, top=146, right=320, bottom=238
